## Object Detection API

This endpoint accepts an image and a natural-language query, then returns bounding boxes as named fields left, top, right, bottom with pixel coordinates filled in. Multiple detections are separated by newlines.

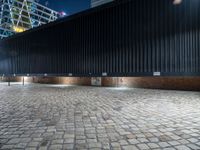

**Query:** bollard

left=8, top=77, right=10, bottom=86
left=22, top=77, right=25, bottom=86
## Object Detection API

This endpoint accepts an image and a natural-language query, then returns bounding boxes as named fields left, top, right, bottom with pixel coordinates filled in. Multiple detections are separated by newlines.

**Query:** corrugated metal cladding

left=0, top=0, right=200, bottom=77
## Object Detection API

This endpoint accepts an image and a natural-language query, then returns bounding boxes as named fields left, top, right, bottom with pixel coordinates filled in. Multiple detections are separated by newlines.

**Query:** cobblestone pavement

left=0, top=84, right=200, bottom=150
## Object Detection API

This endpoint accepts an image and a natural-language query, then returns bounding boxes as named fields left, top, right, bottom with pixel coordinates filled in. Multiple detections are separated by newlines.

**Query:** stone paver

left=0, top=83, right=200, bottom=150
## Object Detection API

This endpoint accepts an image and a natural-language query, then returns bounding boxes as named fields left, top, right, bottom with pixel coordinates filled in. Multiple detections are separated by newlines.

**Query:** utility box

left=91, top=77, right=102, bottom=86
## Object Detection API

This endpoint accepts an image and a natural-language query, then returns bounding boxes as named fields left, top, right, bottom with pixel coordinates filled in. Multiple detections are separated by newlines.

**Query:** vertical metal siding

left=0, top=0, right=200, bottom=77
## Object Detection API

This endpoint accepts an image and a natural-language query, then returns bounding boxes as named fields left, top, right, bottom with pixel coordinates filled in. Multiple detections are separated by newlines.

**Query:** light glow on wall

left=173, top=0, right=182, bottom=5
left=24, top=77, right=29, bottom=82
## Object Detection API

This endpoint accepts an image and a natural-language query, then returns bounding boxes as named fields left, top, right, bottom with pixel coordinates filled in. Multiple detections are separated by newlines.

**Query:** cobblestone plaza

left=0, top=83, right=200, bottom=150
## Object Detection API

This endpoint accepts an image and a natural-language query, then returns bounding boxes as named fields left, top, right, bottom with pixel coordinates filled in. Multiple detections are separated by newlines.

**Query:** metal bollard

left=8, top=77, right=10, bottom=86
left=22, top=77, right=25, bottom=86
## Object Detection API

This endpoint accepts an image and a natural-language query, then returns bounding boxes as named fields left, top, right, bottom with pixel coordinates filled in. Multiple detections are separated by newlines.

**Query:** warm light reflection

left=13, top=26, right=26, bottom=33
left=24, top=77, right=29, bottom=82
left=47, top=85, right=74, bottom=88
left=106, top=87, right=131, bottom=91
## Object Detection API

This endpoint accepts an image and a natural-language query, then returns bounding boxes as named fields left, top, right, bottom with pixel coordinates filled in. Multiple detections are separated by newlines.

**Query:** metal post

left=22, top=77, right=24, bottom=86
left=8, top=77, right=10, bottom=86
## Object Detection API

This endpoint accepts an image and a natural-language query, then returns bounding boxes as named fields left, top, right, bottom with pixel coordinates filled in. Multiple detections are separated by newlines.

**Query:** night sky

left=39, top=0, right=91, bottom=15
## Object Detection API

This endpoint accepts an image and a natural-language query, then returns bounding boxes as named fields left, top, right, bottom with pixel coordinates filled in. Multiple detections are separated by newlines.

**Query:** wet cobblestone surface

left=0, top=83, right=200, bottom=150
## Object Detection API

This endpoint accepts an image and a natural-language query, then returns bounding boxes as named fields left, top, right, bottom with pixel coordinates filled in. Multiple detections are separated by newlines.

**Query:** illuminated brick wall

left=1, top=77, right=200, bottom=91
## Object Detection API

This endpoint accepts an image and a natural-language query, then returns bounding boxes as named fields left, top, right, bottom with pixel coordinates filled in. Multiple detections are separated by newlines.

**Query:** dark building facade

left=0, top=0, right=200, bottom=77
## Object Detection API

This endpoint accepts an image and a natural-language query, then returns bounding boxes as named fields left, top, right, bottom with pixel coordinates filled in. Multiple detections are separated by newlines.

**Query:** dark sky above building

left=39, top=0, right=90, bottom=15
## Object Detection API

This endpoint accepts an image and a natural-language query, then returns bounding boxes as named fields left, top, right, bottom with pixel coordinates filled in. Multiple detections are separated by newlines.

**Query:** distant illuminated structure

left=91, top=0, right=113, bottom=8
left=0, top=0, right=58, bottom=39
left=59, top=11, right=67, bottom=17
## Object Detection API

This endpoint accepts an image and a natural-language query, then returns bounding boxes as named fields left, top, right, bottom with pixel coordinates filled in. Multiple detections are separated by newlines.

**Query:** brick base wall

left=0, top=77, right=23, bottom=82
left=102, top=77, right=200, bottom=91
left=0, top=77, right=91, bottom=86
left=34, top=77, right=91, bottom=86
left=1, top=76, right=200, bottom=91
